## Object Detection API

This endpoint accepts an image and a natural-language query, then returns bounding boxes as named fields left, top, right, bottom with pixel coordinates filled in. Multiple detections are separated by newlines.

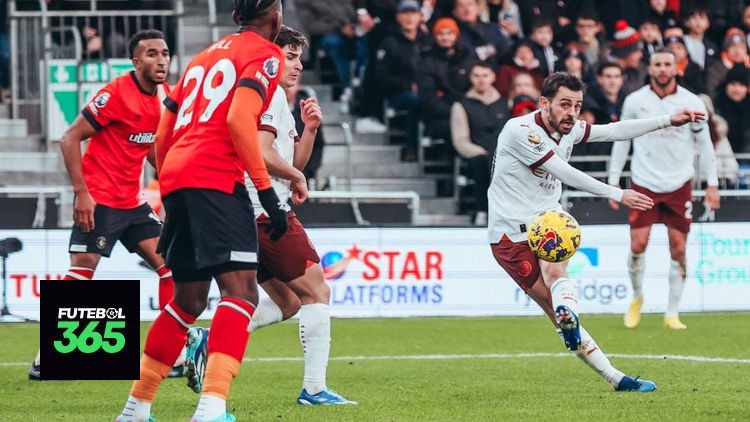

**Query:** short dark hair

left=233, top=0, right=279, bottom=24
left=128, top=29, right=165, bottom=59
left=470, top=60, right=494, bottom=72
left=541, top=72, right=586, bottom=99
left=650, top=46, right=675, bottom=63
left=275, top=25, right=308, bottom=51
left=596, top=62, right=622, bottom=76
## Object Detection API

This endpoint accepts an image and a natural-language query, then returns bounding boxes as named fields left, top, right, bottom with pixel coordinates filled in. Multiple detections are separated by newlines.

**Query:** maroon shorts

left=490, top=236, right=541, bottom=291
left=629, top=181, right=692, bottom=233
left=256, top=211, right=320, bottom=283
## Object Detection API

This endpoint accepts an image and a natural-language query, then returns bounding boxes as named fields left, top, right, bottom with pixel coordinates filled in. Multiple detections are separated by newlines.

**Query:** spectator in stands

left=639, top=18, right=663, bottom=63
left=419, top=17, right=475, bottom=142
left=572, top=10, right=608, bottom=74
left=683, top=7, right=718, bottom=70
left=699, top=93, right=740, bottom=187
left=516, top=0, right=580, bottom=44
left=665, top=35, right=706, bottom=94
left=706, top=27, right=750, bottom=99
left=354, top=0, right=398, bottom=134
left=556, top=42, right=593, bottom=85
left=374, top=0, right=429, bottom=161
left=0, top=4, right=9, bottom=102
left=609, top=20, right=648, bottom=97
left=506, top=71, right=541, bottom=105
left=451, top=0, right=512, bottom=68
left=528, top=19, right=558, bottom=77
left=295, top=1, right=367, bottom=112
left=584, top=63, right=626, bottom=125
left=484, top=0, right=524, bottom=39
left=494, top=40, right=545, bottom=98
left=450, top=61, right=510, bottom=226
left=645, top=0, right=679, bottom=32
left=574, top=63, right=625, bottom=173
left=714, top=64, right=750, bottom=154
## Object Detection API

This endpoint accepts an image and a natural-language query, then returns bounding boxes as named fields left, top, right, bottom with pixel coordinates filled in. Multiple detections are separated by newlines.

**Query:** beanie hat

left=723, top=27, right=746, bottom=50
left=396, top=0, right=420, bottom=13
left=725, top=64, right=749, bottom=86
left=512, top=95, right=538, bottom=117
left=433, top=17, right=459, bottom=36
left=611, top=20, right=641, bottom=58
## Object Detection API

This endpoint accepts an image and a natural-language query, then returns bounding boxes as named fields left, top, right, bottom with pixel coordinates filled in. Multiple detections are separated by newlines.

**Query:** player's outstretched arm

left=669, top=109, right=707, bottom=126
left=587, top=109, right=705, bottom=143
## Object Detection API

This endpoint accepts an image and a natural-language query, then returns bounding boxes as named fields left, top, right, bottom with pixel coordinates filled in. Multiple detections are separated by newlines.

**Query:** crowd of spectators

left=293, top=0, right=750, bottom=220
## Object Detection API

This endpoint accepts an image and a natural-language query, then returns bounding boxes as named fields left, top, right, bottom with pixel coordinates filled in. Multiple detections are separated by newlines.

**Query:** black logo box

left=40, top=279, right=140, bottom=380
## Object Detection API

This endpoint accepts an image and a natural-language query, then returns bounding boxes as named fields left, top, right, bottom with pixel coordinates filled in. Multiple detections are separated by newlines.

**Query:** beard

left=550, top=115, right=576, bottom=134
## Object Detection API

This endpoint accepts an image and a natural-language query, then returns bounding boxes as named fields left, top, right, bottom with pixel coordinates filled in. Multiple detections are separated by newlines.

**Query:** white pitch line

left=2, top=352, right=749, bottom=367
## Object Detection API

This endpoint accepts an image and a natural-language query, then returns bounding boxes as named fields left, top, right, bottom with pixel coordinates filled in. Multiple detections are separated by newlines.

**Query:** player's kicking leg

left=528, top=262, right=657, bottom=392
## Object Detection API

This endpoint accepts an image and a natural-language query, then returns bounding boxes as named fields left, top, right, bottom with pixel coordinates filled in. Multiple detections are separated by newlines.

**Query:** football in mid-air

left=527, top=210, right=582, bottom=263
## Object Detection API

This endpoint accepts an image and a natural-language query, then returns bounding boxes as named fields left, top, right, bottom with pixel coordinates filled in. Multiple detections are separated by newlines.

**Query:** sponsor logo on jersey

left=255, top=70, right=270, bottom=88
left=261, top=113, right=273, bottom=123
left=263, top=57, right=279, bottom=78
left=527, top=131, right=541, bottom=145
left=128, top=132, right=156, bottom=144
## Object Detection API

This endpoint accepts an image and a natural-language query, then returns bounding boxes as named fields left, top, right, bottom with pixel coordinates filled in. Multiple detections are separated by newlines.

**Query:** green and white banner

left=46, top=59, right=133, bottom=141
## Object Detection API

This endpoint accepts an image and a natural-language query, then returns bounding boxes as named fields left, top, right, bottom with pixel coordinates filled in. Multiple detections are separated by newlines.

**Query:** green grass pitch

left=1, top=313, right=749, bottom=421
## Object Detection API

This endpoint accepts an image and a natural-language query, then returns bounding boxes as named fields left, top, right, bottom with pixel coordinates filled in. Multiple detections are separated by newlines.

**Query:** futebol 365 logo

left=54, top=307, right=127, bottom=354
left=40, top=280, right=140, bottom=380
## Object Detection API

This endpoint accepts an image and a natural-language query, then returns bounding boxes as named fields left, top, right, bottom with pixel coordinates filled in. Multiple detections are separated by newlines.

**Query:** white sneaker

left=339, top=87, right=353, bottom=114
left=356, top=117, right=387, bottom=134
left=474, top=211, right=488, bottom=226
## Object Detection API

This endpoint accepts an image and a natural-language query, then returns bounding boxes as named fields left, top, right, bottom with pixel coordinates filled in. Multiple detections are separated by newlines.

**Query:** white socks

left=193, top=394, right=226, bottom=420
left=575, top=326, right=625, bottom=387
left=117, top=396, right=152, bottom=421
left=249, top=297, right=284, bottom=332
left=299, top=303, right=331, bottom=394
left=667, top=259, right=686, bottom=317
left=550, top=278, right=578, bottom=315
left=34, top=349, right=40, bottom=366
left=628, top=252, right=645, bottom=301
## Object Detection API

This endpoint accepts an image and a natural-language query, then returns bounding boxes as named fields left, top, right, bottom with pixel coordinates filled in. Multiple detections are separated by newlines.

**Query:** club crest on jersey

left=527, top=131, right=541, bottom=145
left=263, top=57, right=279, bottom=78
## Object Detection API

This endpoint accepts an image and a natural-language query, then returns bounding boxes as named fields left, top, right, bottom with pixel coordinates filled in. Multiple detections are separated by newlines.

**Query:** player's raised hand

left=300, top=98, right=322, bottom=130
left=619, top=189, right=654, bottom=211
left=669, top=109, right=707, bottom=126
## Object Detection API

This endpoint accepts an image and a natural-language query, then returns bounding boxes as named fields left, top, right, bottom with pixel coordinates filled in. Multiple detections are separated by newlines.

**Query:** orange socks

left=203, top=297, right=255, bottom=398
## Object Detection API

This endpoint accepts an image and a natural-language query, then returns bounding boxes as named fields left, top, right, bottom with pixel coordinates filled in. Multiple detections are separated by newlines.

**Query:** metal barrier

left=0, top=186, right=72, bottom=228
left=307, top=190, right=420, bottom=225
left=7, top=0, right=184, bottom=139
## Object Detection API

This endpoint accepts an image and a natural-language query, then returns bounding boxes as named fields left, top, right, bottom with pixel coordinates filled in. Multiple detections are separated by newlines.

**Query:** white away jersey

left=488, top=110, right=591, bottom=243
left=615, top=85, right=710, bottom=193
left=246, top=87, right=298, bottom=217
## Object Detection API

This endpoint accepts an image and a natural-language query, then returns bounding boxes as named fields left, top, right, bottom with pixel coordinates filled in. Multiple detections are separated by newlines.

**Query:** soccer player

left=608, top=48, right=720, bottom=330
left=114, top=1, right=289, bottom=421
left=488, top=71, right=705, bottom=392
left=29, top=29, right=174, bottom=381
left=184, top=25, right=356, bottom=406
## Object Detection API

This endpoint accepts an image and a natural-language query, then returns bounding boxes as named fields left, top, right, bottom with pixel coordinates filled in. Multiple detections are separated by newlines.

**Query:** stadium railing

left=7, top=0, right=184, bottom=139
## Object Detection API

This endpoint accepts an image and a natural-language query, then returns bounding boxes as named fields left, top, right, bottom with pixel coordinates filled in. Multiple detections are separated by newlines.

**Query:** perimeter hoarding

left=1, top=223, right=748, bottom=321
